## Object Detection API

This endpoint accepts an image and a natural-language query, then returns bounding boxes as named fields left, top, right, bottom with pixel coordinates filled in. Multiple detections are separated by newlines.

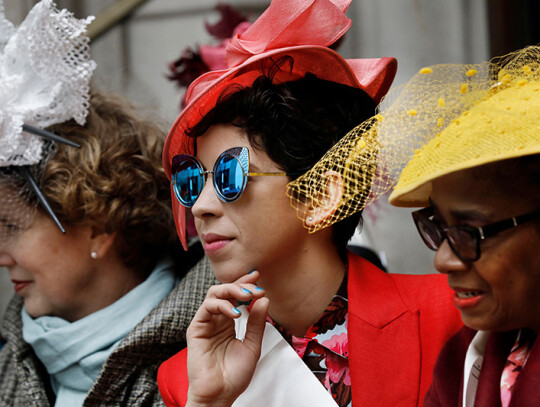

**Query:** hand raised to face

left=185, top=271, right=269, bottom=407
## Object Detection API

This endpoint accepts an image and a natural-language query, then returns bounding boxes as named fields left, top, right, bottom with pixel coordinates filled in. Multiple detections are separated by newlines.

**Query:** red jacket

left=158, top=252, right=462, bottom=406
left=425, top=327, right=540, bottom=407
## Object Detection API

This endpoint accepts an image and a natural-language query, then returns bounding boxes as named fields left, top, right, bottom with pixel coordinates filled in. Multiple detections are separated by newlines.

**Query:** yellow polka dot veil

left=287, top=45, right=540, bottom=231
left=389, top=45, right=540, bottom=207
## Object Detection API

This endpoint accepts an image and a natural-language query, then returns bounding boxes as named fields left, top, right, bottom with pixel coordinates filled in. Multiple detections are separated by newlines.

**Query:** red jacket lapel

left=347, top=252, right=421, bottom=406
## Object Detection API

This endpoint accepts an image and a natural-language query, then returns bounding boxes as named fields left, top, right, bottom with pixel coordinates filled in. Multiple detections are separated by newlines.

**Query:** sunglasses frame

left=171, top=146, right=294, bottom=207
left=412, top=206, right=540, bottom=262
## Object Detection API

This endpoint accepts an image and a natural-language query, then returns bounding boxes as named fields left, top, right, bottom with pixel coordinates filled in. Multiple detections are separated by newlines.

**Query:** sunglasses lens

left=446, top=228, right=478, bottom=261
left=172, top=156, right=203, bottom=207
left=214, top=154, right=246, bottom=202
left=415, top=216, right=443, bottom=251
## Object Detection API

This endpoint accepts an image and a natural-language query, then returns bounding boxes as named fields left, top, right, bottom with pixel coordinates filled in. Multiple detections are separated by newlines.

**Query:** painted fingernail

left=241, top=288, right=252, bottom=294
left=249, top=270, right=257, bottom=274
left=232, top=307, right=241, bottom=315
left=254, top=286, right=264, bottom=291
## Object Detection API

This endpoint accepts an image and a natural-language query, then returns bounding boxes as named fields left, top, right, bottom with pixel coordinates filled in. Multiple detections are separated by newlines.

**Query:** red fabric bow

left=226, top=0, right=352, bottom=68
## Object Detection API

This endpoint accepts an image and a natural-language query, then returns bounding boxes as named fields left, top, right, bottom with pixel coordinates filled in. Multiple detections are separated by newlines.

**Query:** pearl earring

left=90, top=251, right=98, bottom=259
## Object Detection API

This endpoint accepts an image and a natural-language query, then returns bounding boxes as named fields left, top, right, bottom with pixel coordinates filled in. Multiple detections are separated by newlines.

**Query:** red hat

left=164, top=0, right=397, bottom=249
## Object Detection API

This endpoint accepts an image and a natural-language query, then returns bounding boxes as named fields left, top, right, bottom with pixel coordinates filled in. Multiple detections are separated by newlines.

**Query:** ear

left=304, top=170, right=344, bottom=229
left=89, top=225, right=117, bottom=259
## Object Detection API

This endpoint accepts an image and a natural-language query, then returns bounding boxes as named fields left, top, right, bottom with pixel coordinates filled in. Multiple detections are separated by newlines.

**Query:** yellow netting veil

left=287, top=45, right=540, bottom=231
left=286, top=118, right=380, bottom=233
left=389, top=45, right=540, bottom=207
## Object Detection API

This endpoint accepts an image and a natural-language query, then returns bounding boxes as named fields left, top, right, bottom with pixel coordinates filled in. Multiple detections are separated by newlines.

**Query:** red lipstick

left=452, top=287, right=485, bottom=309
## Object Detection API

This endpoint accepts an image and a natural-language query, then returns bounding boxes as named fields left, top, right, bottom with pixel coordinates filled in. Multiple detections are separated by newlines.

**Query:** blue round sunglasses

left=171, top=146, right=296, bottom=207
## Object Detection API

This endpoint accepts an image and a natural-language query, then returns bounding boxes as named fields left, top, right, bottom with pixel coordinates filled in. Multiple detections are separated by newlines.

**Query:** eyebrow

left=429, top=199, right=491, bottom=222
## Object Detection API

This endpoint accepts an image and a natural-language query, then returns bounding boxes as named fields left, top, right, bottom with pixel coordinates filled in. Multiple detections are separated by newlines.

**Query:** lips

left=455, top=290, right=482, bottom=299
left=451, top=286, right=485, bottom=309
left=201, top=233, right=233, bottom=255
left=11, top=279, right=31, bottom=293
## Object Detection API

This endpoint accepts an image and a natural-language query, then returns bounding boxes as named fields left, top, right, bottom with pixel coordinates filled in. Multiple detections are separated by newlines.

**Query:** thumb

left=243, top=297, right=269, bottom=354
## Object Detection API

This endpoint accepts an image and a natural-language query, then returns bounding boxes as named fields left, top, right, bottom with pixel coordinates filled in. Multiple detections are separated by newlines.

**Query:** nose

left=433, top=240, right=468, bottom=275
left=191, top=176, right=224, bottom=221
left=0, top=247, right=15, bottom=268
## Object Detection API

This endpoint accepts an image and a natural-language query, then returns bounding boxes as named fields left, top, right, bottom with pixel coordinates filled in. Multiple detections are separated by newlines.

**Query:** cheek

left=481, top=236, right=540, bottom=309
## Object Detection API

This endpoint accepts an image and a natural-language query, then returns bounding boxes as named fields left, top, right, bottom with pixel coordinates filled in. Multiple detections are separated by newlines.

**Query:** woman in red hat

left=158, top=1, right=462, bottom=406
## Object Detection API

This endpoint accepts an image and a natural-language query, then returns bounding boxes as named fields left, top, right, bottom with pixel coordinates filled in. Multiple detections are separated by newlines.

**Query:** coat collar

left=347, top=251, right=408, bottom=328
left=346, top=251, right=421, bottom=407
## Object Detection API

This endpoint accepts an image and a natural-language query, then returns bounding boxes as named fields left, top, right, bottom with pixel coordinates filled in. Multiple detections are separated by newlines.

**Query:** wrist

left=186, top=392, right=234, bottom=407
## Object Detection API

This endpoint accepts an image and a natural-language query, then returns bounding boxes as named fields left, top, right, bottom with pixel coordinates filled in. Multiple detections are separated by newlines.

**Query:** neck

left=65, top=256, right=145, bottom=322
left=257, top=234, right=346, bottom=337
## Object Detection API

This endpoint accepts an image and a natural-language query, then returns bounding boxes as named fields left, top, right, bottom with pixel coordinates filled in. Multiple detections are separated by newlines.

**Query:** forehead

left=195, top=124, right=273, bottom=167
left=0, top=187, right=36, bottom=246
left=431, top=159, right=539, bottom=213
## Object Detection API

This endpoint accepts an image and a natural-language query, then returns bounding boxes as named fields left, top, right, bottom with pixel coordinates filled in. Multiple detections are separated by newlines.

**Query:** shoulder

left=0, top=298, right=50, bottom=405
left=176, top=255, right=218, bottom=294
left=425, top=326, right=476, bottom=406
left=117, top=256, right=217, bottom=352
left=158, top=347, right=189, bottom=407
left=347, top=251, right=462, bottom=332
left=161, top=256, right=218, bottom=333
left=347, top=250, right=453, bottom=308
left=389, top=272, right=453, bottom=308
left=158, top=256, right=217, bottom=326
left=388, top=271, right=463, bottom=342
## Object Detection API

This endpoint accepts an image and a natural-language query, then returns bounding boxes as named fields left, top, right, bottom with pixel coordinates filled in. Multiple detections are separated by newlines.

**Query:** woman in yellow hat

left=387, top=46, right=540, bottom=406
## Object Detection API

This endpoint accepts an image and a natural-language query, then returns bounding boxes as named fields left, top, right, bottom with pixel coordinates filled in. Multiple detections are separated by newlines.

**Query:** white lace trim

left=0, top=0, right=96, bottom=167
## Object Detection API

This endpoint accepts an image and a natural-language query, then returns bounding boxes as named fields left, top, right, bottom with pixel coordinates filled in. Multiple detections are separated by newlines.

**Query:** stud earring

left=307, top=216, right=313, bottom=222
left=90, top=251, right=98, bottom=259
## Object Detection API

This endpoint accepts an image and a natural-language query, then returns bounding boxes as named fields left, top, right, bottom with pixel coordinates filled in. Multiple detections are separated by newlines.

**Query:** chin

left=462, top=315, right=509, bottom=333
left=23, top=300, right=49, bottom=319
left=210, top=261, right=249, bottom=284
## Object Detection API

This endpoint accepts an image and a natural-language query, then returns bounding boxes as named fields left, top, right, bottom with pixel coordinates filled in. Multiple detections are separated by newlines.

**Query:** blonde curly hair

left=43, top=91, right=179, bottom=275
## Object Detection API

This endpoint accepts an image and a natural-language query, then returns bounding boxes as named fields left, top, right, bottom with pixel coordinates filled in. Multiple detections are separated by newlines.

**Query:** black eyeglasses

left=412, top=207, right=540, bottom=262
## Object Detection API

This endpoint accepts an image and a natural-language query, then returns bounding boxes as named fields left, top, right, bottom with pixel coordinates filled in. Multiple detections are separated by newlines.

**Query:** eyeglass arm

left=247, top=172, right=300, bottom=177
left=477, top=210, right=540, bottom=240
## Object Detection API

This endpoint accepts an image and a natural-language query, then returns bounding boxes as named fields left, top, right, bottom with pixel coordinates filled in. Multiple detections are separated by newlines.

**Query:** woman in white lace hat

left=0, top=2, right=215, bottom=405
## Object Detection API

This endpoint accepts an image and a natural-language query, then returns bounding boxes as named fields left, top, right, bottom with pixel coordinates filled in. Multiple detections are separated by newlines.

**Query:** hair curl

left=43, top=92, right=195, bottom=276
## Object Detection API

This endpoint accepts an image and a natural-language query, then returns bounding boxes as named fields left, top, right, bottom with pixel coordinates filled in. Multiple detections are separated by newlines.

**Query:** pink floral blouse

left=266, top=278, right=351, bottom=407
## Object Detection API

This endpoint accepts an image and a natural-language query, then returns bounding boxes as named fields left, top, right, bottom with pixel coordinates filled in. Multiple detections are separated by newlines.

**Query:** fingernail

left=254, top=286, right=264, bottom=291
left=241, top=288, right=252, bottom=294
left=249, top=270, right=257, bottom=275
left=232, top=307, right=241, bottom=315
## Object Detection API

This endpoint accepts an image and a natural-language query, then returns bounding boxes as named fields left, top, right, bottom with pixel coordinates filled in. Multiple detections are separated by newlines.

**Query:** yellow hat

left=389, top=45, right=540, bottom=207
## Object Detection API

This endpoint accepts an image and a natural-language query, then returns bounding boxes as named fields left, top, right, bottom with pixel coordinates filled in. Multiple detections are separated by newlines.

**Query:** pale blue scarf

left=22, top=258, right=176, bottom=407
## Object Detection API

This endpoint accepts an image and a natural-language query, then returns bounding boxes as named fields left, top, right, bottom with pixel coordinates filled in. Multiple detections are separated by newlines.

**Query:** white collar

left=463, top=330, right=490, bottom=407
left=233, top=306, right=338, bottom=407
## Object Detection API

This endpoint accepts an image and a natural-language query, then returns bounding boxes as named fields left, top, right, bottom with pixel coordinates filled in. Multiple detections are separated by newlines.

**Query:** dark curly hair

left=187, top=59, right=377, bottom=250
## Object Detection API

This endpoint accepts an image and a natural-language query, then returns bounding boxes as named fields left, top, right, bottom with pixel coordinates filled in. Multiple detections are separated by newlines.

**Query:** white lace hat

left=0, top=0, right=95, bottom=243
